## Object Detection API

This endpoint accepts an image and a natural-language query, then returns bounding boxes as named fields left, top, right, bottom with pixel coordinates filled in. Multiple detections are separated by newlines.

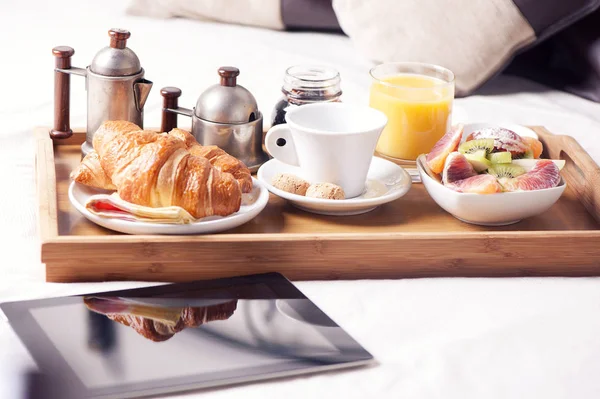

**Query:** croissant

left=70, top=150, right=116, bottom=191
left=71, top=125, right=253, bottom=193
left=70, top=120, right=141, bottom=190
left=106, top=302, right=237, bottom=342
left=168, top=128, right=253, bottom=193
left=91, top=120, right=241, bottom=218
left=84, top=297, right=238, bottom=342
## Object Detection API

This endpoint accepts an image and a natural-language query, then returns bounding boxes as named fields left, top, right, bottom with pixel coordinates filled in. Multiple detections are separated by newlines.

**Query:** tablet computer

left=1, top=273, right=373, bottom=398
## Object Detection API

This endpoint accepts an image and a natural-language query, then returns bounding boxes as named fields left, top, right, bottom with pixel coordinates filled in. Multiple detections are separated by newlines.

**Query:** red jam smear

left=92, top=201, right=125, bottom=213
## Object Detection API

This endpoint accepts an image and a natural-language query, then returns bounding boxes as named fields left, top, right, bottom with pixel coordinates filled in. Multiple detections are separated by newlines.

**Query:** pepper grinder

left=51, top=29, right=153, bottom=156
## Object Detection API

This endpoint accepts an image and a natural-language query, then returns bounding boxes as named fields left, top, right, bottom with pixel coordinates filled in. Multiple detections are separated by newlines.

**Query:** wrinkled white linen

left=2, top=1, right=600, bottom=398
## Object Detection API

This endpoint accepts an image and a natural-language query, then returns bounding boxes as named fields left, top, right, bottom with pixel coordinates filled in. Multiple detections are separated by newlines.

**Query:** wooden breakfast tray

left=35, top=127, right=600, bottom=282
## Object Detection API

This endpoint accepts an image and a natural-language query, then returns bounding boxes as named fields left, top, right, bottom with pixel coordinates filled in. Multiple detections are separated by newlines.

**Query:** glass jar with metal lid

left=271, top=65, right=342, bottom=127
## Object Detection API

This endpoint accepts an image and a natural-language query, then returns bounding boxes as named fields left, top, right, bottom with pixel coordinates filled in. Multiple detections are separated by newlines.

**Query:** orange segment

left=523, top=136, right=543, bottom=158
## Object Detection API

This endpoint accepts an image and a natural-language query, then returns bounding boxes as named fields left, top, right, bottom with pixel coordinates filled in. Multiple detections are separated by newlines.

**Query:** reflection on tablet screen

left=3, top=274, right=373, bottom=398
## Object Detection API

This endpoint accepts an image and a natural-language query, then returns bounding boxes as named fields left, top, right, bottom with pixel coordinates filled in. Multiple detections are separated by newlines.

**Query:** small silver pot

left=160, top=67, right=269, bottom=172
left=51, top=29, right=152, bottom=156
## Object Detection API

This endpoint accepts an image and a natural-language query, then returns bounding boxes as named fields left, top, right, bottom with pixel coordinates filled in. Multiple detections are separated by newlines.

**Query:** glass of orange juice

left=369, top=62, right=455, bottom=162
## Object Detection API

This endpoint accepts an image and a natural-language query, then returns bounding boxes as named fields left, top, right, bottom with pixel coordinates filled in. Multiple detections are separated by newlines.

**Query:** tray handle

left=160, top=87, right=194, bottom=133
left=51, top=46, right=75, bottom=139
left=160, top=87, right=181, bottom=133
left=536, top=127, right=600, bottom=222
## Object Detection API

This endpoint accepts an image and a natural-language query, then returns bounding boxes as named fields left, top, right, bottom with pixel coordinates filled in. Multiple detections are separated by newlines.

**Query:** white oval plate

left=257, top=157, right=412, bottom=216
left=68, top=178, right=269, bottom=235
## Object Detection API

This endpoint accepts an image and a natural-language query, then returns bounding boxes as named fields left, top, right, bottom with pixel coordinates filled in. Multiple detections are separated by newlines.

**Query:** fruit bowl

left=416, top=154, right=567, bottom=226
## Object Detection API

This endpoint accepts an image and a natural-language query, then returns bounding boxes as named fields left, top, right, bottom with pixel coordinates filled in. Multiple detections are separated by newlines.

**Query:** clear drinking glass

left=369, top=62, right=455, bottom=162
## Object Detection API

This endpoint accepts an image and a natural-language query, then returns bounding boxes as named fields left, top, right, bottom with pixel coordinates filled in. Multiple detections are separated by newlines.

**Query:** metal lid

left=90, top=29, right=141, bottom=76
left=283, top=65, right=342, bottom=101
left=194, top=67, right=259, bottom=124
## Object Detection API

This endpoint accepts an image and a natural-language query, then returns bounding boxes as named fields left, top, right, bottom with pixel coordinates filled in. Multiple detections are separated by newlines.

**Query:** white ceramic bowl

left=416, top=155, right=566, bottom=226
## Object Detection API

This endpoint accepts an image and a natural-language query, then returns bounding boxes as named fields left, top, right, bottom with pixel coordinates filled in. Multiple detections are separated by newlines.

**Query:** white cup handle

left=265, top=124, right=299, bottom=166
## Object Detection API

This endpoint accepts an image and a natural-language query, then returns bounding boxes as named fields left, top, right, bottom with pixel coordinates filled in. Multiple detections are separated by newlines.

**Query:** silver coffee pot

left=160, top=67, right=269, bottom=172
left=51, top=29, right=153, bottom=156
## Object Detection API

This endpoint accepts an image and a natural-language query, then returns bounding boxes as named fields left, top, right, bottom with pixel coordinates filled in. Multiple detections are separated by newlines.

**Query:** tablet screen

left=2, top=274, right=373, bottom=398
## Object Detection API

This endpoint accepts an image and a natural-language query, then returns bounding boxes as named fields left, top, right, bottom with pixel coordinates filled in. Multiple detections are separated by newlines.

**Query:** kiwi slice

left=487, top=164, right=526, bottom=178
left=513, top=150, right=534, bottom=160
left=458, top=139, right=495, bottom=155
left=465, top=150, right=492, bottom=172
left=487, top=152, right=511, bottom=164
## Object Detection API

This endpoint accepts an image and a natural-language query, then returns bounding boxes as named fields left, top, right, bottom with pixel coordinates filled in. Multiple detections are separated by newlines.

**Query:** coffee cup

left=265, top=103, right=387, bottom=198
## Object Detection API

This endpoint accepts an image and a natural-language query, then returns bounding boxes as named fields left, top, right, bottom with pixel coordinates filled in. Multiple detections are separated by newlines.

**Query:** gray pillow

left=333, top=0, right=600, bottom=96
left=508, top=6, right=600, bottom=102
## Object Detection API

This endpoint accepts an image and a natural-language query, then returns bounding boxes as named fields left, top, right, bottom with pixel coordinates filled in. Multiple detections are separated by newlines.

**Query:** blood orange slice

left=446, top=174, right=503, bottom=194
left=442, top=152, right=477, bottom=185
left=426, top=124, right=464, bottom=173
left=426, top=124, right=464, bottom=174
left=499, top=160, right=561, bottom=192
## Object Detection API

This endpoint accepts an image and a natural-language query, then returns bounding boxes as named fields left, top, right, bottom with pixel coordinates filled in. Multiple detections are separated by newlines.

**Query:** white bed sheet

left=2, top=1, right=600, bottom=398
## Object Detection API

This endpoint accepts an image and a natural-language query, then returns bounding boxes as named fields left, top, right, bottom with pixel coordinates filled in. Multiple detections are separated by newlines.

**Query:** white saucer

left=68, top=178, right=269, bottom=235
left=257, top=157, right=412, bottom=216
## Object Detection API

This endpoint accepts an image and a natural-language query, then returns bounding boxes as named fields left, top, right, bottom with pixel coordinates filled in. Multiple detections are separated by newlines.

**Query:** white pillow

left=127, top=0, right=284, bottom=30
left=332, top=0, right=536, bottom=95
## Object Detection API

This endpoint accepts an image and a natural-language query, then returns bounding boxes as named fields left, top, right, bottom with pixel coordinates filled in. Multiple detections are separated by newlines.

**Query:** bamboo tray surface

left=36, top=127, right=600, bottom=282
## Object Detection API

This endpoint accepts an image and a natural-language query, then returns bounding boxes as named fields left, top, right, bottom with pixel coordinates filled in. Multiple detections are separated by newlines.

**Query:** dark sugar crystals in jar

left=271, top=65, right=342, bottom=127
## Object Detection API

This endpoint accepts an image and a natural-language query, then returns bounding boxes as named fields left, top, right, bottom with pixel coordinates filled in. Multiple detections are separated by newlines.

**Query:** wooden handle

left=51, top=46, right=75, bottom=139
left=536, top=127, right=600, bottom=222
left=218, top=66, right=239, bottom=87
left=109, top=28, right=130, bottom=49
left=160, top=87, right=182, bottom=133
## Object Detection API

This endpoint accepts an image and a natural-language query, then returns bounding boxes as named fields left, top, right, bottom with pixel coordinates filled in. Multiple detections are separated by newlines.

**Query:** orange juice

left=369, top=71, right=454, bottom=161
